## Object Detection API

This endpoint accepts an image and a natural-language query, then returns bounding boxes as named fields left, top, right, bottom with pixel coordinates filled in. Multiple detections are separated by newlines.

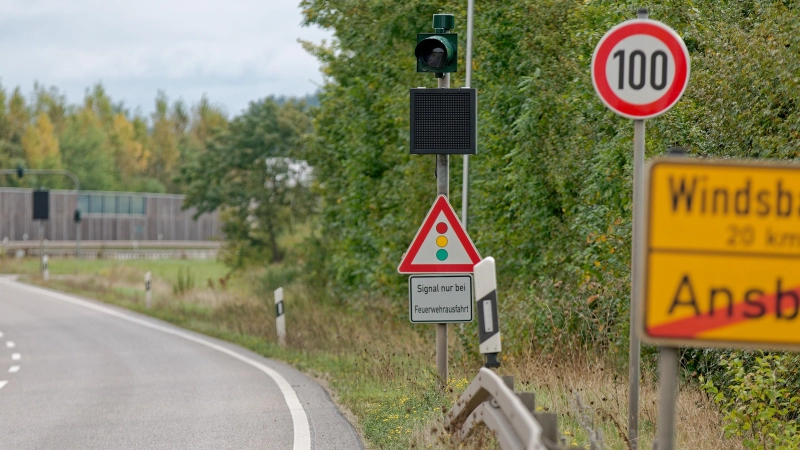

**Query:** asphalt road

left=0, top=276, right=362, bottom=450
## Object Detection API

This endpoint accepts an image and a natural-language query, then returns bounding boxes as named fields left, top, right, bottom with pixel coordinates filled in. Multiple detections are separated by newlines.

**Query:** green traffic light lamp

left=415, top=14, right=457, bottom=76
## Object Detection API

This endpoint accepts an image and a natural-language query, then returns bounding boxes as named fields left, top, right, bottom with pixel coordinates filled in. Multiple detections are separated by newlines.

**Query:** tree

left=59, top=107, right=116, bottom=191
left=147, top=91, right=181, bottom=191
left=21, top=112, right=61, bottom=170
left=180, top=97, right=311, bottom=265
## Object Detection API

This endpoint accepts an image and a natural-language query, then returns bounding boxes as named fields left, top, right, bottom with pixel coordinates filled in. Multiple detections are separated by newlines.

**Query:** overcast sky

left=0, top=0, right=332, bottom=117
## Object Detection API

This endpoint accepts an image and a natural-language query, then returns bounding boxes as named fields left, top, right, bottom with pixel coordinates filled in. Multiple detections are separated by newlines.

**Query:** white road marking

left=0, top=381, right=6, bottom=390
left=1, top=279, right=312, bottom=450
left=11, top=354, right=20, bottom=361
left=8, top=366, right=18, bottom=373
left=5, top=341, right=14, bottom=348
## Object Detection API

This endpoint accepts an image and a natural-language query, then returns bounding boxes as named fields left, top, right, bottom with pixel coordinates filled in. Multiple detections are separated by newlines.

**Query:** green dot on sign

left=436, top=249, right=448, bottom=261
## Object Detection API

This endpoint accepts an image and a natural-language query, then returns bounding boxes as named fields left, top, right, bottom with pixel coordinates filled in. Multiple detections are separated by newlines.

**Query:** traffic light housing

left=74, top=209, right=81, bottom=223
left=32, top=190, right=49, bottom=221
left=415, top=34, right=457, bottom=74
left=415, top=14, right=457, bottom=75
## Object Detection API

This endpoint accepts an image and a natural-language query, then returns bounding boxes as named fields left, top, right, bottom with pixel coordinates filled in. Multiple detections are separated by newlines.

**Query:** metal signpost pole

left=411, top=13, right=476, bottom=389
left=627, top=10, right=649, bottom=448
left=651, top=148, right=685, bottom=450
left=436, top=73, right=450, bottom=387
left=462, top=0, right=474, bottom=226
left=629, top=116, right=645, bottom=450
left=39, top=220, right=45, bottom=273
left=655, top=347, right=678, bottom=449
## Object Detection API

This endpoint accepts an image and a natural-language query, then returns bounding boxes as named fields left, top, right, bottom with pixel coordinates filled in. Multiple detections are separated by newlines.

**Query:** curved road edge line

left=1, top=278, right=312, bottom=450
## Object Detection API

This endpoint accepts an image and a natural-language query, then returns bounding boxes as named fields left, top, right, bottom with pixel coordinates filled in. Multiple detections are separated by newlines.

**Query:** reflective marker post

left=144, top=271, right=152, bottom=309
left=42, top=255, right=49, bottom=282
left=275, top=287, right=286, bottom=347
left=474, top=257, right=501, bottom=368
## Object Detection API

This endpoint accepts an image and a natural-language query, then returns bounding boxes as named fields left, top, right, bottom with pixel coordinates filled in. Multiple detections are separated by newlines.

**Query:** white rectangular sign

left=409, top=275, right=473, bottom=323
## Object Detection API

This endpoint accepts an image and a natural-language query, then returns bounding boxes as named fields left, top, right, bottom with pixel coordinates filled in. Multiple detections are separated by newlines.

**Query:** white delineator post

left=274, top=287, right=286, bottom=347
left=42, top=255, right=49, bottom=282
left=474, top=257, right=501, bottom=368
left=144, top=271, right=152, bottom=309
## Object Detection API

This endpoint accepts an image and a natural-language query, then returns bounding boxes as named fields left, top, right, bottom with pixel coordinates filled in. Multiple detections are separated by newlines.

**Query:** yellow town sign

left=642, top=159, right=800, bottom=350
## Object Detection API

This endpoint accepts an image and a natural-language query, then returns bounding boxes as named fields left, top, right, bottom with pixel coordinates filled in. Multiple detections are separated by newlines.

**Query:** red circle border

left=591, top=20, right=690, bottom=119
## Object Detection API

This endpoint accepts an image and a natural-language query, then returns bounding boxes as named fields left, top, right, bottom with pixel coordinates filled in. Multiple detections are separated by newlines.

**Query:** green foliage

left=300, top=0, right=800, bottom=353
left=180, top=97, right=314, bottom=265
left=701, top=353, right=800, bottom=449
left=172, top=267, right=196, bottom=296
left=0, top=83, right=227, bottom=194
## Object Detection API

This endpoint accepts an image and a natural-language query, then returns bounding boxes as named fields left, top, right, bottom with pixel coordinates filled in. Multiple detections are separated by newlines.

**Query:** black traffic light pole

left=0, top=168, right=82, bottom=257
left=422, top=14, right=458, bottom=386
left=414, top=13, right=474, bottom=387
left=436, top=50, right=451, bottom=387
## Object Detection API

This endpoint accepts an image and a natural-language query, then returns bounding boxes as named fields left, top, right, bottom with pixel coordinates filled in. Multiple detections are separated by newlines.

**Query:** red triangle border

left=397, top=195, right=481, bottom=274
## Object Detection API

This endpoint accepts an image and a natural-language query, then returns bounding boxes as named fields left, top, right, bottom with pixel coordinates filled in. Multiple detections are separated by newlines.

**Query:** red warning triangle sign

left=398, top=195, right=481, bottom=274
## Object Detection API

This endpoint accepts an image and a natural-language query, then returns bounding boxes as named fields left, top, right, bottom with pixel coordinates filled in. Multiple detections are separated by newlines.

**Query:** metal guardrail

left=445, top=368, right=583, bottom=450
left=3, top=240, right=221, bottom=250
left=2, top=240, right=221, bottom=260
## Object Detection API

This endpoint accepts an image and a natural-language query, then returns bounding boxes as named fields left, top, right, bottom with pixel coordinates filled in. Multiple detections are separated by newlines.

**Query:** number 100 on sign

left=592, top=19, right=690, bottom=120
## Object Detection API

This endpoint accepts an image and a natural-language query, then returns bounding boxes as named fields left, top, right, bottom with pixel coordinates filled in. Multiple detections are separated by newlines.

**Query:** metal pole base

left=484, top=353, right=500, bottom=369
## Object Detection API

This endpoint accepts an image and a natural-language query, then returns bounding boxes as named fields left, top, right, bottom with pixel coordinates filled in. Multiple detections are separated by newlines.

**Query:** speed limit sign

left=592, top=19, right=690, bottom=119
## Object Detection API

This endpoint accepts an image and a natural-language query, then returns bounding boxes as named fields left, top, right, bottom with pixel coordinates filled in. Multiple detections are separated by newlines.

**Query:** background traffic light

left=415, top=14, right=457, bottom=75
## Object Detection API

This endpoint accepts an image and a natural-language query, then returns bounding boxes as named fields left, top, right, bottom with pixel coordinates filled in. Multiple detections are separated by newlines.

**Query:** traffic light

left=32, top=190, right=49, bottom=221
left=16, top=164, right=24, bottom=178
left=74, top=209, right=81, bottom=223
left=415, top=14, right=457, bottom=75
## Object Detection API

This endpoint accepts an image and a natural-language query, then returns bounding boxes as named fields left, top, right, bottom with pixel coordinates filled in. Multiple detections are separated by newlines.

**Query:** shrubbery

left=701, top=352, right=800, bottom=449
left=298, top=0, right=800, bottom=441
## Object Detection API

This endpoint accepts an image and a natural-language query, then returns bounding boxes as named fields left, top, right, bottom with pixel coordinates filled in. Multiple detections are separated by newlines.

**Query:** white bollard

left=474, top=257, right=501, bottom=368
left=144, top=271, right=152, bottom=309
left=274, top=287, right=286, bottom=347
left=42, top=255, right=49, bottom=282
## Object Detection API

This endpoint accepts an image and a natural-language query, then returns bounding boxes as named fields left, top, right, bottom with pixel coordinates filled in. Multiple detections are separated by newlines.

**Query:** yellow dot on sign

left=436, top=236, right=448, bottom=247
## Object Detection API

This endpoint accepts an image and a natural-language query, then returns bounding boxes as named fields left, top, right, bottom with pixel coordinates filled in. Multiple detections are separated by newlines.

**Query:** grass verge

left=0, top=256, right=741, bottom=449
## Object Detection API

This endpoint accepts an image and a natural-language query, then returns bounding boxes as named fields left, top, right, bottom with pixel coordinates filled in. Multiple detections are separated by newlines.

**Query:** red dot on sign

left=436, top=222, right=448, bottom=234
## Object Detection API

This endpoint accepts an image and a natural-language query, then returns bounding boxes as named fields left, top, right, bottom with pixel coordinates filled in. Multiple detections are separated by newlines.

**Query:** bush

left=701, top=352, right=800, bottom=449
left=172, top=267, right=195, bottom=296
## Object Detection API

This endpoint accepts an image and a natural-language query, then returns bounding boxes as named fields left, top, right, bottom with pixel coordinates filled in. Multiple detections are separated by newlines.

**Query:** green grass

left=1, top=257, right=228, bottom=281
left=0, top=256, right=740, bottom=450
left=0, top=257, right=463, bottom=448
